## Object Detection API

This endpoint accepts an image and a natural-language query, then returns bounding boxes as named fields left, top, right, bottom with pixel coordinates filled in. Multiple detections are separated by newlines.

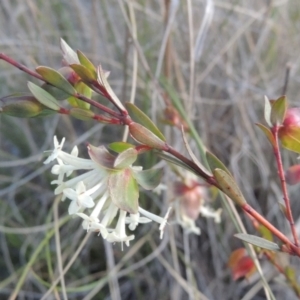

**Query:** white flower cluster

left=44, top=136, right=171, bottom=249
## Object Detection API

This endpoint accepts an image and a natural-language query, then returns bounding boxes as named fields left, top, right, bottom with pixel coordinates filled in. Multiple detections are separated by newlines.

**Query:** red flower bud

left=283, top=108, right=300, bottom=128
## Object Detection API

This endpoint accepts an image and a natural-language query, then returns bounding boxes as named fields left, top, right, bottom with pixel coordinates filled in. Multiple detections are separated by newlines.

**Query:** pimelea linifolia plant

left=2, top=39, right=300, bottom=297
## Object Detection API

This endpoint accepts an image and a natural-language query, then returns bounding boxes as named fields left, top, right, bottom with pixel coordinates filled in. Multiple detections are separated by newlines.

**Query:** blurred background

left=1, top=0, right=300, bottom=299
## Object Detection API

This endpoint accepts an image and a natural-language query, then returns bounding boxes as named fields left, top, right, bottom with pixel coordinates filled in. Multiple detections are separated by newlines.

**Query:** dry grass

left=1, top=0, right=300, bottom=299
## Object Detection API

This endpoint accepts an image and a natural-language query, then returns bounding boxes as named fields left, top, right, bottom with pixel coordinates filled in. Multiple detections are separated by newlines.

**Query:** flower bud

left=282, top=108, right=300, bottom=128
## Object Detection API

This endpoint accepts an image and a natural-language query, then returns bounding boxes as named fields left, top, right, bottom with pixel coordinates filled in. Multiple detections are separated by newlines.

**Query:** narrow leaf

left=77, top=50, right=97, bottom=77
left=213, top=168, right=247, bottom=206
left=36, top=66, right=76, bottom=95
left=234, top=233, right=280, bottom=251
left=125, top=103, right=166, bottom=141
left=27, top=82, right=60, bottom=111
left=264, top=96, right=272, bottom=127
left=133, top=168, right=163, bottom=190
left=206, top=151, right=232, bottom=176
left=256, top=123, right=276, bottom=147
left=270, top=96, right=287, bottom=125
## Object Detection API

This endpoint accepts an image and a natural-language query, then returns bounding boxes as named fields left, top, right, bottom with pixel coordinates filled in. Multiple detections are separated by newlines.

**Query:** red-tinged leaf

left=256, top=123, right=276, bottom=147
left=227, top=248, right=256, bottom=281
left=227, top=248, right=247, bottom=268
left=77, top=50, right=97, bottom=77
left=125, top=103, right=166, bottom=141
left=108, top=142, right=135, bottom=153
left=36, top=66, right=76, bottom=95
left=231, top=256, right=256, bottom=281
left=279, top=126, right=300, bottom=154
left=108, top=168, right=139, bottom=214
left=129, top=122, right=166, bottom=150
left=87, top=144, right=115, bottom=169
left=285, top=164, right=300, bottom=185
left=27, top=82, right=60, bottom=111
left=270, top=95, right=287, bottom=125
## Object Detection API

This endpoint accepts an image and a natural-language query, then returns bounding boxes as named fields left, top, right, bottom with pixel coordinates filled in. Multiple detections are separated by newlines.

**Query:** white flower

left=44, top=136, right=170, bottom=247
left=63, top=181, right=100, bottom=214
left=44, top=136, right=65, bottom=164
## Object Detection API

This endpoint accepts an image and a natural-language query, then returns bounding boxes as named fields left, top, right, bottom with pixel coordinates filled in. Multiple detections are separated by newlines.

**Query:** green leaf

left=234, top=233, right=280, bottom=251
left=70, top=64, right=96, bottom=84
left=36, top=66, right=76, bottom=95
left=279, top=127, right=300, bottom=153
left=206, top=151, right=232, bottom=176
left=125, top=103, right=166, bottom=141
left=114, top=148, right=138, bottom=169
left=77, top=50, right=97, bottom=77
left=133, top=168, right=163, bottom=190
left=108, top=169, right=139, bottom=214
left=1, top=95, right=44, bottom=118
left=264, top=95, right=272, bottom=127
left=41, top=83, right=70, bottom=100
left=256, top=123, right=275, bottom=147
left=213, top=168, right=247, bottom=206
left=108, top=142, right=135, bottom=153
left=27, top=82, right=60, bottom=111
left=67, top=82, right=91, bottom=109
left=270, top=96, right=287, bottom=125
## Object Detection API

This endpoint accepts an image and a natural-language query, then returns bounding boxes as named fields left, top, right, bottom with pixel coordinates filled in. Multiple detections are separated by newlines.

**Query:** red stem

left=0, top=53, right=122, bottom=119
left=243, top=203, right=300, bottom=256
left=0, top=53, right=44, bottom=81
left=272, top=125, right=299, bottom=247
